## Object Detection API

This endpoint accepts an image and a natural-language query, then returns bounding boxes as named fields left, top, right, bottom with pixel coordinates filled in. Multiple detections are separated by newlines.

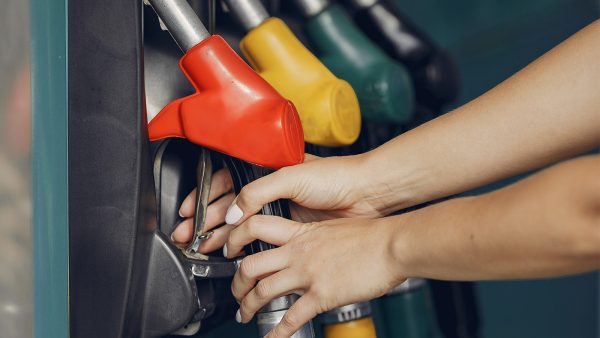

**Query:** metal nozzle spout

left=320, top=302, right=373, bottom=324
left=344, top=0, right=378, bottom=10
left=257, top=295, right=315, bottom=338
left=146, top=0, right=211, bottom=52
left=222, top=0, right=270, bottom=32
left=293, top=0, right=331, bottom=18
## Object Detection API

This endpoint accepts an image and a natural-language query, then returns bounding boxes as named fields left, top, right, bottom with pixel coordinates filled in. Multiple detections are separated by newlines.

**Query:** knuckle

left=231, top=282, right=241, bottom=301
left=247, top=215, right=268, bottom=237
left=297, top=240, right=314, bottom=255
left=279, top=313, right=299, bottom=333
left=309, top=284, right=326, bottom=300
left=246, top=217, right=260, bottom=237
left=240, top=296, right=251, bottom=315
left=239, top=257, right=256, bottom=280
left=254, top=280, right=271, bottom=300
left=238, top=185, right=255, bottom=205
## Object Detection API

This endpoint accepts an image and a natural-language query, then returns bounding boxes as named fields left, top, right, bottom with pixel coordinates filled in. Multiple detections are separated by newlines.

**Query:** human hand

left=171, top=168, right=236, bottom=253
left=225, top=215, right=405, bottom=338
left=223, top=153, right=386, bottom=226
left=172, top=153, right=388, bottom=251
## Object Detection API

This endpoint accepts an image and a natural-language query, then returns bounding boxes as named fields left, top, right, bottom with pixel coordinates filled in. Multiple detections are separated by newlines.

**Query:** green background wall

left=200, top=1, right=600, bottom=337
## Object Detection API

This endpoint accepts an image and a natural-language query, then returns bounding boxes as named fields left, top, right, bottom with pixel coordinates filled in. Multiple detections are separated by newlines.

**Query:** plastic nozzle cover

left=304, top=4, right=415, bottom=124
left=323, top=317, right=377, bottom=338
left=147, top=35, right=305, bottom=169
left=241, top=18, right=361, bottom=146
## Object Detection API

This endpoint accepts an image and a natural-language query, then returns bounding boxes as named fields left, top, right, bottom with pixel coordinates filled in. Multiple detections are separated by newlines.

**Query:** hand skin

left=225, top=19, right=600, bottom=226
left=176, top=20, right=600, bottom=250
left=173, top=168, right=236, bottom=253
left=176, top=154, right=381, bottom=252
left=227, top=155, right=600, bottom=338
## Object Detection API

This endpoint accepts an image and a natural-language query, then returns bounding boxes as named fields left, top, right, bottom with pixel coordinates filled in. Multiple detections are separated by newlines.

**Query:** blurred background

left=1, top=0, right=599, bottom=338
left=0, top=0, right=32, bottom=337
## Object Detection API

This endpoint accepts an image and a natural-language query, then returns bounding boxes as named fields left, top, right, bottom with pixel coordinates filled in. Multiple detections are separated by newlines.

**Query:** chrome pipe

left=147, top=0, right=210, bottom=52
left=293, top=0, right=330, bottom=18
left=222, top=0, right=270, bottom=31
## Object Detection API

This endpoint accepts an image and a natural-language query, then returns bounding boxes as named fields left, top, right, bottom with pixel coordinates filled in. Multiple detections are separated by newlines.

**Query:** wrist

left=386, top=196, right=482, bottom=280
left=382, top=214, right=417, bottom=280
left=359, top=146, right=436, bottom=215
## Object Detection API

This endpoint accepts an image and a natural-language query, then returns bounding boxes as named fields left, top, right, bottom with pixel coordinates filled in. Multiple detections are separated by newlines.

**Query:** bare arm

left=176, top=20, right=600, bottom=253
left=225, top=156, right=600, bottom=338
left=394, top=155, right=600, bottom=280
left=366, top=20, right=600, bottom=214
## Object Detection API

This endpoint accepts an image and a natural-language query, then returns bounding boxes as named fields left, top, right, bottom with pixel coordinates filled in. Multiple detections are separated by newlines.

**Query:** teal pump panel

left=31, top=0, right=69, bottom=337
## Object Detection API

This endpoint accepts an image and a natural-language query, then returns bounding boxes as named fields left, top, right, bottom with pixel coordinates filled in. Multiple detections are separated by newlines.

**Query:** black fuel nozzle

left=343, top=0, right=460, bottom=112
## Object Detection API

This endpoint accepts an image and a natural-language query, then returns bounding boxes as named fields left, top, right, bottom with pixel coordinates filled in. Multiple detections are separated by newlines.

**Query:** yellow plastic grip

left=324, top=317, right=378, bottom=338
left=240, top=18, right=361, bottom=147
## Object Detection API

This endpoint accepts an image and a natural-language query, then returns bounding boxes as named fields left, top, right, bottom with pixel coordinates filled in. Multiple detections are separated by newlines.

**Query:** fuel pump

left=377, top=279, right=437, bottom=338
left=292, top=0, right=415, bottom=124
left=340, top=3, right=481, bottom=338
left=342, top=0, right=460, bottom=116
left=145, top=1, right=314, bottom=337
left=145, top=0, right=303, bottom=168
left=284, top=2, right=418, bottom=336
left=320, top=302, right=378, bottom=338
left=221, top=0, right=362, bottom=147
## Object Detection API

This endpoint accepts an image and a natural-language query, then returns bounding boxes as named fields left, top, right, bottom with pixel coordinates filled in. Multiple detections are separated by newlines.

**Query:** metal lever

left=183, top=148, right=213, bottom=258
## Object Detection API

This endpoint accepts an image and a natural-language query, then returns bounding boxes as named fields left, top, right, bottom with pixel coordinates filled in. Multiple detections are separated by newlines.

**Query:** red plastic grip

left=148, top=35, right=305, bottom=169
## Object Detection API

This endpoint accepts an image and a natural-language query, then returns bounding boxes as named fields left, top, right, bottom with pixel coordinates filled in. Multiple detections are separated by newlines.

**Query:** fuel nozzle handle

left=146, top=0, right=305, bottom=169
left=294, top=0, right=331, bottom=18
left=147, top=0, right=210, bottom=52
left=222, top=0, right=270, bottom=32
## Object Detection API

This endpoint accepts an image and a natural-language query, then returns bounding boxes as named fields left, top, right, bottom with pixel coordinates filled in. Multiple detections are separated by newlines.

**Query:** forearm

left=387, top=155, right=600, bottom=281
left=363, top=20, right=600, bottom=213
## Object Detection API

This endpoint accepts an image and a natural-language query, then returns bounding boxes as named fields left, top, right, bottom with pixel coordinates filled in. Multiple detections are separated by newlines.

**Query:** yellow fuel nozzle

left=324, top=317, right=378, bottom=338
left=321, top=302, right=378, bottom=338
left=240, top=17, right=361, bottom=147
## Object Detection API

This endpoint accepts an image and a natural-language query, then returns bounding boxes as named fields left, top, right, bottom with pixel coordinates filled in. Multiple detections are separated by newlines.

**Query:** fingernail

left=171, top=224, right=184, bottom=243
left=225, top=202, right=243, bottom=225
left=235, top=309, right=242, bottom=323
left=223, top=243, right=228, bottom=258
left=178, top=209, right=184, bottom=218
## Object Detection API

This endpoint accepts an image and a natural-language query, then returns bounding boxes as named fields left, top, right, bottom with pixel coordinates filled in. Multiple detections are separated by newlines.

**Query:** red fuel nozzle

left=148, top=35, right=305, bottom=169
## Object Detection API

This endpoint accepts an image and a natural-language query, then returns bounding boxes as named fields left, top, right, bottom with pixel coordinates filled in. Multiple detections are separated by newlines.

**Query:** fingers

left=171, top=193, right=234, bottom=245
left=179, top=168, right=233, bottom=217
left=197, top=224, right=235, bottom=253
left=225, top=168, right=297, bottom=225
left=204, top=193, right=234, bottom=232
left=224, top=154, right=325, bottom=225
left=237, top=269, right=305, bottom=323
left=225, top=215, right=302, bottom=258
left=231, top=247, right=290, bottom=301
left=179, top=188, right=196, bottom=218
left=265, top=295, right=319, bottom=338
left=171, top=218, right=193, bottom=244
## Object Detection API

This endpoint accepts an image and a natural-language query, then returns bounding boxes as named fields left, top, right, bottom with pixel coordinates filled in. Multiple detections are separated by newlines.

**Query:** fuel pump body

left=240, top=17, right=361, bottom=146
left=320, top=302, right=378, bottom=338
left=344, top=0, right=460, bottom=112
left=302, top=3, right=415, bottom=124
left=147, top=35, right=305, bottom=170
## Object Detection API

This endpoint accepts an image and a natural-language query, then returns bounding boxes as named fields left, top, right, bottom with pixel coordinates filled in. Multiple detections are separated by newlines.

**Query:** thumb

left=225, top=167, right=299, bottom=225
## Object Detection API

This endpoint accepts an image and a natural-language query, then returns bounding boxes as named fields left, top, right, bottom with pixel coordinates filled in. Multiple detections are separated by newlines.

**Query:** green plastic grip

left=378, top=287, right=437, bottom=338
left=304, top=4, right=415, bottom=124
